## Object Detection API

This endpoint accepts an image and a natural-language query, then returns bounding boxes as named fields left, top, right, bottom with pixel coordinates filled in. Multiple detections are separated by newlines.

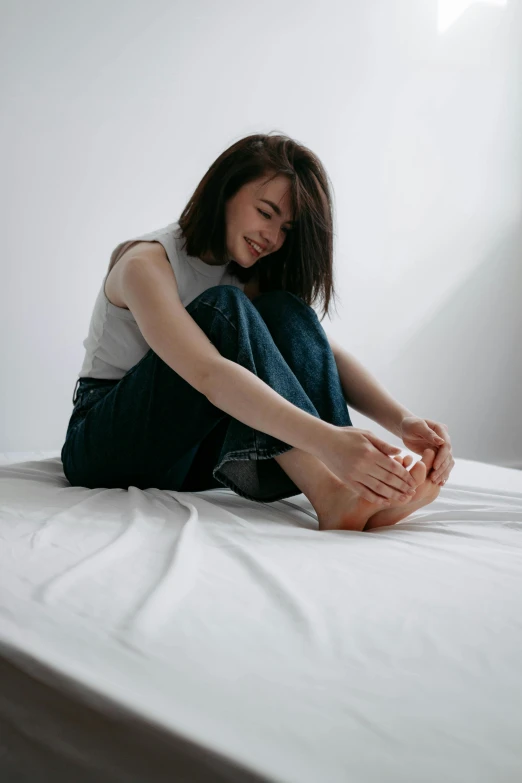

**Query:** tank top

left=76, top=221, right=245, bottom=381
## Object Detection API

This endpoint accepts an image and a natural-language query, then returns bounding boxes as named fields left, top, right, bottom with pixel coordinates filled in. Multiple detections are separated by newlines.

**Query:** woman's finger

left=431, top=458, right=447, bottom=480
left=433, top=458, right=454, bottom=483
left=432, top=462, right=449, bottom=482
left=432, top=446, right=450, bottom=472
left=376, top=455, right=417, bottom=490
left=351, top=480, right=391, bottom=505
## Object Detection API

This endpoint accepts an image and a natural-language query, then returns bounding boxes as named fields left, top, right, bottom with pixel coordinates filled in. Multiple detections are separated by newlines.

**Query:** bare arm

left=327, top=336, right=414, bottom=437
left=119, top=253, right=413, bottom=496
left=204, top=276, right=333, bottom=455
left=119, top=250, right=334, bottom=459
left=204, top=358, right=334, bottom=459
left=204, top=278, right=337, bottom=456
left=204, top=358, right=416, bottom=499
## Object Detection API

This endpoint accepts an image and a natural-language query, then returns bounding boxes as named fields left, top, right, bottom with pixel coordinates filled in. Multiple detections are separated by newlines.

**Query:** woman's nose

left=264, top=230, right=282, bottom=250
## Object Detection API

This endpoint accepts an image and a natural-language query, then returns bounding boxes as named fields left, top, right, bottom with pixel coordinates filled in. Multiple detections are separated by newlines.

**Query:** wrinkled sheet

left=1, top=451, right=522, bottom=783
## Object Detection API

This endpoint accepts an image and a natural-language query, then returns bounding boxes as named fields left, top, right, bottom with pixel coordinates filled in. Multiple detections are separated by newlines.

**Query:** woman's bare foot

left=363, top=449, right=440, bottom=530
left=317, top=449, right=440, bottom=532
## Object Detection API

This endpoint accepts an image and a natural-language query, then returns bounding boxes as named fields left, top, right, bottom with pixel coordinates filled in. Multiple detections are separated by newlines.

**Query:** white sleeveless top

left=77, top=221, right=245, bottom=380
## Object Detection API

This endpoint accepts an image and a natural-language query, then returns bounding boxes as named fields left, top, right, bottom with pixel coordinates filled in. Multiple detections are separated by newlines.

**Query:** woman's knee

left=186, top=285, right=255, bottom=336
left=197, top=284, right=249, bottom=306
left=254, top=289, right=317, bottom=324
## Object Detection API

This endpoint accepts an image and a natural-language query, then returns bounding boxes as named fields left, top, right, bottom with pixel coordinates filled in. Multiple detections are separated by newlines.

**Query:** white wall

left=2, top=0, right=521, bottom=468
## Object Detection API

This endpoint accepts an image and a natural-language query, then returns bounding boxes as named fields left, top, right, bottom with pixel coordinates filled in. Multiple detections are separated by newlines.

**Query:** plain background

left=1, top=0, right=521, bottom=468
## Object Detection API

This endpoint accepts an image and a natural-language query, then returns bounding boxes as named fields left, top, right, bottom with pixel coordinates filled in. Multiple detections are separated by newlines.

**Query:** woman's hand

left=399, top=416, right=455, bottom=485
left=317, top=425, right=418, bottom=504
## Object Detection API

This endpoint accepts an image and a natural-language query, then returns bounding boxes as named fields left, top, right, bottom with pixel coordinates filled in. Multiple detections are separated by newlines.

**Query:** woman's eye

left=258, top=208, right=291, bottom=234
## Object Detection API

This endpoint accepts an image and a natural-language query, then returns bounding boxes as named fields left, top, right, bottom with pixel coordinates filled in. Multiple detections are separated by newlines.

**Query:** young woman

left=61, top=132, right=454, bottom=532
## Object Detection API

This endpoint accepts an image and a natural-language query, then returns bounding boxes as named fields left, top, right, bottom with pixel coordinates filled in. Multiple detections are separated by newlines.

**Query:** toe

left=421, top=448, right=437, bottom=473
left=410, top=458, right=427, bottom=485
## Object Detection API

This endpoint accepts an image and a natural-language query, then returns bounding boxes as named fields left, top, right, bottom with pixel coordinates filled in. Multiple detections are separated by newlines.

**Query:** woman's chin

left=233, top=255, right=255, bottom=268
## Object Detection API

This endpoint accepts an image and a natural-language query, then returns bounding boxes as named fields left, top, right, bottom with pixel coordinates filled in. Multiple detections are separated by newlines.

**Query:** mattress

left=1, top=450, right=521, bottom=783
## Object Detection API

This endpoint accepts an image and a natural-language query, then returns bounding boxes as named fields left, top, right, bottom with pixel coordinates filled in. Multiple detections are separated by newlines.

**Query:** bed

left=1, top=449, right=521, bottom=783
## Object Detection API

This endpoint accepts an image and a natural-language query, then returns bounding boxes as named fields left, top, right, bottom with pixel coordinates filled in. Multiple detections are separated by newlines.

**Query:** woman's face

left=203, top=174, right=295, bottom=266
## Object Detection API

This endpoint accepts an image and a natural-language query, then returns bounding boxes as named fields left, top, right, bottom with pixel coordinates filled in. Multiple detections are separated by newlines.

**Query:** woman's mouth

left=244, top=237, right=261, bottom=258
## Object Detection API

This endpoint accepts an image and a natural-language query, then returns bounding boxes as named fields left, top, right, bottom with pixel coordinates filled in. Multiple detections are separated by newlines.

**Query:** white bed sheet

left=1, top=450, right=522, bottom=783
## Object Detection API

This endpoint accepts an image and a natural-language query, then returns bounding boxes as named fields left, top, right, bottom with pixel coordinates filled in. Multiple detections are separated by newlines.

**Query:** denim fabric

left=61, top=286, right=352, bottom=503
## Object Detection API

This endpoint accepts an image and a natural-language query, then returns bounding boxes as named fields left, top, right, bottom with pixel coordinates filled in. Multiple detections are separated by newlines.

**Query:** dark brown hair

left=178, top=131, right=339, bottom=320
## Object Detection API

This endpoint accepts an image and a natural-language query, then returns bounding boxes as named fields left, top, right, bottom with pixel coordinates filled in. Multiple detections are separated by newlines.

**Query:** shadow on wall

left=385, top=222, right=522, bottom=470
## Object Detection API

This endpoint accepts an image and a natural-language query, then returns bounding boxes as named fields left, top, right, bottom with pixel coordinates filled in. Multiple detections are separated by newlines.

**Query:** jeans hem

left=213, top=443, right=303, bottom=503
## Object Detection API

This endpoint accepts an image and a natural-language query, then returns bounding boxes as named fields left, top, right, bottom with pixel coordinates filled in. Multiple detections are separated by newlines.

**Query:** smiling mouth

left=245, top=237, right=262, bottom=258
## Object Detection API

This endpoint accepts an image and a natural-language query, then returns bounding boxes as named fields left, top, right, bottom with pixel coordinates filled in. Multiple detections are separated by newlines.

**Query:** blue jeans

left=61, top=286, right=352, bottom=502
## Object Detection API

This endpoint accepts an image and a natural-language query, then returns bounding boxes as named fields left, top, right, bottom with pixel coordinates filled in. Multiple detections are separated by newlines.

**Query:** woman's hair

left=178, top=131, right=338, bottom=320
